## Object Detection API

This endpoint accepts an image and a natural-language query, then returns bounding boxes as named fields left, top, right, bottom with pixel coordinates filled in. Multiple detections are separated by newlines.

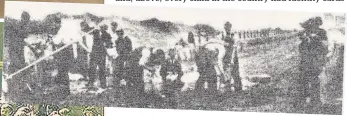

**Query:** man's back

left=195, top=49, right=216, bottom=75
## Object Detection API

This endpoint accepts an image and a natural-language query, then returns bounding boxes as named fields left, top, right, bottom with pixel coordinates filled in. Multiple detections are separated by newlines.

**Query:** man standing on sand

left=222, top=22, right=234, bottom=69
left=194, top=46, right=218, bottom=94
left=296, top=17, right=329, bottom=112
left=43, top=14, right=72, bottom=98
left=76, top=21, right=95, bottom=81
left=88, top=24, right=113, bottom=90
left=108, top=21, right=120, bottom=87
left=160, top=48, right=184, bottom=108
left=187, top=32, right=196, bottom=61
left=222, top=21, right=242, bottom=92
left=114, top=29, right=133, bottom=87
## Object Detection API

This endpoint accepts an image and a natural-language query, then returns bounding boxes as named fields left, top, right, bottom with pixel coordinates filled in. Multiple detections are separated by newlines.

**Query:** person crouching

left=160, top=48, right=184, bottom=109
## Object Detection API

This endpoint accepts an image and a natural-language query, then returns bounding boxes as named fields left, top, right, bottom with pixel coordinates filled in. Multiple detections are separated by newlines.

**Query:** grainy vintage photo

left=2, top=1, right=345, bottom=115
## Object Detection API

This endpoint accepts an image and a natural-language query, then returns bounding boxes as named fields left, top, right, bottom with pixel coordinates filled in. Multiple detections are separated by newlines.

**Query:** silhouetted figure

left=52, top=40, right=73, bottom=97
left=114, top=29, right=133, bottom=87
left=75, top=21, right=94, bottom=81
left=50, top=14, right=72, bottom=97
left=188, top=32, right=195, bottom=45
left=195, top=47, right=218, bottom=94
left=223, top=22, right=235, bottom=70
left=8, top=11, right=30, bottom=74
left=222, top=21, right=242, bottom=92
left=160, top=49, right=184, bottom=108
left=297, top=17, right=328, bottom=110
left=88, top=25, right=113, bottom=89
left=26, top=39, right=49, bottom=88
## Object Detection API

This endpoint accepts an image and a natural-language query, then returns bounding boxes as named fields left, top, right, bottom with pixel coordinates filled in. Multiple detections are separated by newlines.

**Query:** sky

left=4, top=1, right=334, bottom=31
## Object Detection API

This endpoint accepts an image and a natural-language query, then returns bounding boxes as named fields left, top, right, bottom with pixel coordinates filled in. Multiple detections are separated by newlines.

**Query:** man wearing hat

left=297, top=16, right=328, bottom=110
left=114, top=29, right=133, bottom=87
left=88, top=24, right=113, bottom=89
left=41, top=14, right=74, bottom=98
left=76, top=21, right=95, bottom=81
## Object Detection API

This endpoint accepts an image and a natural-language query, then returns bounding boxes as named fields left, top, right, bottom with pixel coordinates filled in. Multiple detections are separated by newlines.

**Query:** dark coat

left=299, top=29, right=328, bottom=76
left=115, top=36, right=132, bottom=55
left=195, top=48, right=217, bottom=77
left=91, top=30, right=113, bottom=54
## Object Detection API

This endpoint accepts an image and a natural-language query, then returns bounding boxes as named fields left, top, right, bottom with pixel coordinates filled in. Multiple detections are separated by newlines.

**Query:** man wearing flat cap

left=114, top=29, right=133, bottom=87
left=76, top=21, right=95, bottom=81
left=296, top=16, right=328, bottom=111
left=87, top=24, right=113, bottom=89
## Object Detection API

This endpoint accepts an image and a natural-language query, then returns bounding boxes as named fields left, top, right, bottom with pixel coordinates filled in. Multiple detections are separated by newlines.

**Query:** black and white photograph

left=2, top=1, right=345, bottom=115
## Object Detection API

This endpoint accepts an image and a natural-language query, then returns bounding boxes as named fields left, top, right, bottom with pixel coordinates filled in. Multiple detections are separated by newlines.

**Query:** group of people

left=5, top=11, right=243, bottom=107
left=5, top=11, right=73, bottom=98
left=4, top=11, right=190, bottom=106
left=5, top=11, right=330, bottom=110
